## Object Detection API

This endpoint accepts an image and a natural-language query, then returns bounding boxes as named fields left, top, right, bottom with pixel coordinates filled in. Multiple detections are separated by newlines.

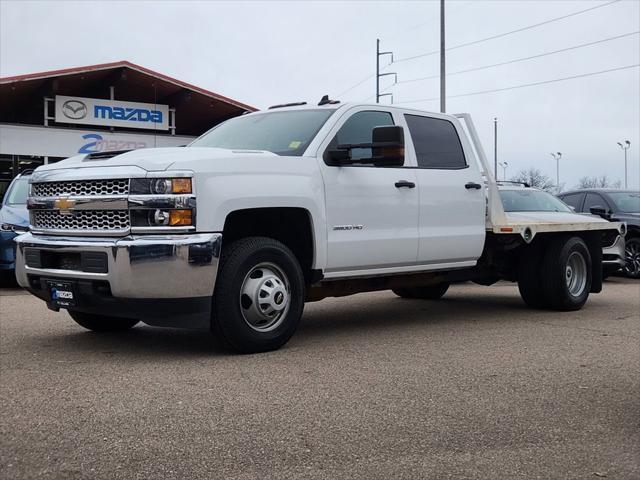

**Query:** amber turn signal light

left=169, top=209, right=192, bottom=226
left=171, top=178, right=192, bottom=194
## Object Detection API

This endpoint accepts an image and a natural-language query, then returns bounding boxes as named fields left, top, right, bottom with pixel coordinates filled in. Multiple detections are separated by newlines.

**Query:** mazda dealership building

left=0, top=61, right=255, bottom=198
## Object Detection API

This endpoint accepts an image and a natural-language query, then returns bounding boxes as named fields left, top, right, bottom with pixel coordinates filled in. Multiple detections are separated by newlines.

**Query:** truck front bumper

left=14, top=232, right=222, bottom=329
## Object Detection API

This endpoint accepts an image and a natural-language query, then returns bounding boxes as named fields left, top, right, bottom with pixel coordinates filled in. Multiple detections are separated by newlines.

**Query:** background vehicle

left=559, top=189, right=640, bottom=278
left=0, top=172, right=30, bottom=277
left=14, top=102, right=624, bottom=353
left=498, top=183, right=626, bottom=277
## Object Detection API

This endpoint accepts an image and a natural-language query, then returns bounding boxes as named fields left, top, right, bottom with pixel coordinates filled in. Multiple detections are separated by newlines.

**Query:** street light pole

left=617, top=140, right=631, bottom=189
left=494, top=117, right=498, bottom=179
left=499, top=161, right=508, bottom=180
left=550, top=152, right=562, bottom=190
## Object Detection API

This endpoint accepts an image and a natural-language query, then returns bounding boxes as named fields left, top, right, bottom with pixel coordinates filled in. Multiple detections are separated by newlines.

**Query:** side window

left=404, top=114, right=467, bottom=169
left=330, top=110, right=395, bottom=162
left=560, top=192, right=585, bottom=210
left=583, top=193, right=609, bottom=212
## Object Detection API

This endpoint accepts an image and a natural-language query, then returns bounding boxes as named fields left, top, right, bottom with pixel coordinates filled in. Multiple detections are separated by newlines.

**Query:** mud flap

left=586, top=232, right=603, bottom=293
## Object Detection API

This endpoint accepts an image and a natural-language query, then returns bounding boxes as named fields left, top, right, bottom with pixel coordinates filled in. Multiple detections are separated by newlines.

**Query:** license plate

left=48, top=281, right=76, bottom=308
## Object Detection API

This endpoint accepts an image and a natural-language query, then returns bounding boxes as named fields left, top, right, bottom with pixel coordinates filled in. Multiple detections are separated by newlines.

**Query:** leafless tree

left=575, top=175, right=622, bottom=189
left=510, top=168, right=556, bottom=192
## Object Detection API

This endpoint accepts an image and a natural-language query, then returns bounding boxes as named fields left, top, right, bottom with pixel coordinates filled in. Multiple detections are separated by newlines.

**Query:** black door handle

left=395, top=180, right=416, bottom=189
left=465, top=182, right=482, bottom=190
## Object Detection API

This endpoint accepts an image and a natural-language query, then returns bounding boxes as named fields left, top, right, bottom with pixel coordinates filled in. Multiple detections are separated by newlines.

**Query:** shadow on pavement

left=15, top=287, right=534, bottom=358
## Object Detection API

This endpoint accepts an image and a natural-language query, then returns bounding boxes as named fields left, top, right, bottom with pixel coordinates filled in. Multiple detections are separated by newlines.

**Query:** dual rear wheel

left=518, top=236, right=592, bottom=311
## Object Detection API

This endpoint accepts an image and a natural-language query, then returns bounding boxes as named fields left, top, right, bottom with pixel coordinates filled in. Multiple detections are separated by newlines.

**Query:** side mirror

left=371, top=126, right=405, bottom=167
left=589, top=206, right=610, bottom=218
left=328, top=125, right=405, bottom=167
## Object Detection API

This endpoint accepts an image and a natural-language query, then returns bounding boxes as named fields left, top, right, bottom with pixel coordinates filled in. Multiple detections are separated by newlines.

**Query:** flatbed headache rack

left=454, top=113, right=623, bottom=242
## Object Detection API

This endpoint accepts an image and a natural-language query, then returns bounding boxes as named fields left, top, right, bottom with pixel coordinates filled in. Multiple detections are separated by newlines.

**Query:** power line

left=396, top=64, right=639, bottom=104
left=335, top=73, right=376, bottom=98
left=335, top=1, right=475, bottom=98
left=396, top=30, right=639, bottom=85
left=392, top=0, right=622, bottom=65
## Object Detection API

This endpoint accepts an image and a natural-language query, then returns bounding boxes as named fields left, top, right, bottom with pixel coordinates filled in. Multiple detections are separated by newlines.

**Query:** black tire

left=540, top=236, right=592, bottom=311
left=624, top=237, right=640, bottom=279
left=392, top=282, right=450, bottom=300
left=68, top=311, right=139, bottom=332
left=517, top=244, right=549, bottom=309
left=211, top=236, right=305, bottom=354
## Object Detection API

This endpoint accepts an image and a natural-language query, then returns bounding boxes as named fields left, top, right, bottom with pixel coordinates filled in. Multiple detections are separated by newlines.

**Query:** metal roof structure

left=0, top=61, right=256, bottom=136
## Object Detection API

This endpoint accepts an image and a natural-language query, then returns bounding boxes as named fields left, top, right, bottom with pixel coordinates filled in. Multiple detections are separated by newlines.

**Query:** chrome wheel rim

left=566, top=251, right=587, bottom=297
left=239, top=262, right=290, bottom=332
left=624, top=241, right=640, bottom=277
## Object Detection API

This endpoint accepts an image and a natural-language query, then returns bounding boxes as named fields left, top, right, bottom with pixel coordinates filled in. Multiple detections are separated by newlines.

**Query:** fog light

left=171, top=178, right=192, bottom=194
left=169, top=209, right=192, bottom=226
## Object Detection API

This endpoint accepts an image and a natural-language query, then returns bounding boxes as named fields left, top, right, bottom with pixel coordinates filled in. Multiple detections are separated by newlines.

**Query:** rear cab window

left=404, top=114, right=467, bottom=169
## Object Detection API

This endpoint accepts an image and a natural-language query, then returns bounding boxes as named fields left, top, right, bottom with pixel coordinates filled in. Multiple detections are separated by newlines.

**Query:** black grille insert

left=25, top=249, right=108, bottom=273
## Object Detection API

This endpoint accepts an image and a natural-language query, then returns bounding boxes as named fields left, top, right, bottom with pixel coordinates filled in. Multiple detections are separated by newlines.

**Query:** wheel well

left=222, top=207, right=316, bottom=281
left=626, top=226, right=640, bottom=239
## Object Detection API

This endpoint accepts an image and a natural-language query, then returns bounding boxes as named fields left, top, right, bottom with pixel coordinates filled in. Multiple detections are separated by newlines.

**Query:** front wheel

left=68, top=311, right=139, bottom=332
left=624, top=237, right=640, bottom=279
left=211, top=237, right=305, bottom=354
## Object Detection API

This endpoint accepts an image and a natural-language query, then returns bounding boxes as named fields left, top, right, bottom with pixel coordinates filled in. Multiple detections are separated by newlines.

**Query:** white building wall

left=0, top=124, right=195, bottom=158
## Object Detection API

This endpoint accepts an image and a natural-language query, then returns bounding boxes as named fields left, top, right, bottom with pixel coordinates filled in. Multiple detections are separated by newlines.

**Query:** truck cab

left=14, top=101, right=624, bottom=353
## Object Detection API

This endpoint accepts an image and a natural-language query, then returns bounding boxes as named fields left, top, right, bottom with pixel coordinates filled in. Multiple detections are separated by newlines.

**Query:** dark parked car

left=559, top=189, right=640, bottom=278
left=0, top=173, right=30, bottom=275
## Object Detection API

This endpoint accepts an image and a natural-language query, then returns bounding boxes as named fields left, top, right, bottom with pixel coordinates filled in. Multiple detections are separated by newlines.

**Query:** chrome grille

left=32, top=179, right=129, bottom=197
left=32, top=210, right=130, bottom=231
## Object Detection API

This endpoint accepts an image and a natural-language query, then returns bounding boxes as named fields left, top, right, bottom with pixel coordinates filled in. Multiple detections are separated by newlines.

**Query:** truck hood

left=33, top=147, right=278, bottom=173
left=505, top=211, right=610, bottom=225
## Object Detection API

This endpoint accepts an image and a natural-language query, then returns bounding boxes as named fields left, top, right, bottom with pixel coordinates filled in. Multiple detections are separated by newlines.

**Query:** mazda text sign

left=54, top=95, right=170, bottom=131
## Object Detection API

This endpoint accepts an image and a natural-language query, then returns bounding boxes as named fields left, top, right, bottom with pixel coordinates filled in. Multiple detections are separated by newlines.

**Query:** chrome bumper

left=15, top=232, right=221, bottom=298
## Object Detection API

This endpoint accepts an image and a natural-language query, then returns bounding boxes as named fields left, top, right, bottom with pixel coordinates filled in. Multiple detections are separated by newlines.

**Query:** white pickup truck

left=15, top=100, right=625, bottom=353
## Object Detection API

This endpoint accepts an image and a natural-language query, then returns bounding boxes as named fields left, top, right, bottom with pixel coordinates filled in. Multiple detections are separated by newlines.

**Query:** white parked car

left=15, top=100, right=624, bottom=353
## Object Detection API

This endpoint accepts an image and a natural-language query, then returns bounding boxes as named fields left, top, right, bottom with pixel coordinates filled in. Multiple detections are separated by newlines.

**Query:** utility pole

left=617, top=140, right=631, bottom=188
left=550, top=152, right=562, bottom=190
left=440, top=0, right=446, bottom=113
left=494, top=117, right=498, bottom=179
left=376, top=39, right=395, bottom=104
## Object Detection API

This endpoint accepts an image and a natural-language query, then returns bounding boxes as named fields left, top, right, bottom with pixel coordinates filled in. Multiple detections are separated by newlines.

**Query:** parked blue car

left=0, top=173, right=30, bottom=273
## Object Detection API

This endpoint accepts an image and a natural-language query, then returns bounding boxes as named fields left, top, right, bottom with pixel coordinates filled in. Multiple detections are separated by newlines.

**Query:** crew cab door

left=318, top=108, right=419, bottom=275
left=402, top=113, right=485, bottom=266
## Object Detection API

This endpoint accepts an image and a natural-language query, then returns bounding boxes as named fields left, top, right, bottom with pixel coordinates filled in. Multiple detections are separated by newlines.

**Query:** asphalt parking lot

left=1, top=278, right=638, bottom=480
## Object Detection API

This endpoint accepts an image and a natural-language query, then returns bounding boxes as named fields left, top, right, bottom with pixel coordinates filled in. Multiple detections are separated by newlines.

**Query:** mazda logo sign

left=62, top=100, right=87, bottom=120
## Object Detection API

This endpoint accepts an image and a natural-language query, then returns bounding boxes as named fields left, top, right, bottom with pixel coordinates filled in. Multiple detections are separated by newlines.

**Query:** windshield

left=607, top=192, right=640, bottom=213
left=3, top=177, right=29, bottom=205
left=190, top=109, right=335, bottom=156
left=500, top=189, right=572, bottom=213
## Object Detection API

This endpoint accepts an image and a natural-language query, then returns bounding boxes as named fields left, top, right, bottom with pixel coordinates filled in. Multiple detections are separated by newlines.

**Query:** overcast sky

left=1, top=0, right=639, bottom=188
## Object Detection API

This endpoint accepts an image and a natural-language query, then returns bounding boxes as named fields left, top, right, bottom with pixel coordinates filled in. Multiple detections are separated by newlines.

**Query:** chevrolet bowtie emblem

left=54, top=197, right=76, bottom=214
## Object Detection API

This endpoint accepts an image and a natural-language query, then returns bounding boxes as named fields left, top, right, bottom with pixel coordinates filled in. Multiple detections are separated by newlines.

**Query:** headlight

left=1, top=223, right=27, bottom=233
left=145, top=209, right=192, bottom=226
left=130, top=178, right=192, bottom=195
